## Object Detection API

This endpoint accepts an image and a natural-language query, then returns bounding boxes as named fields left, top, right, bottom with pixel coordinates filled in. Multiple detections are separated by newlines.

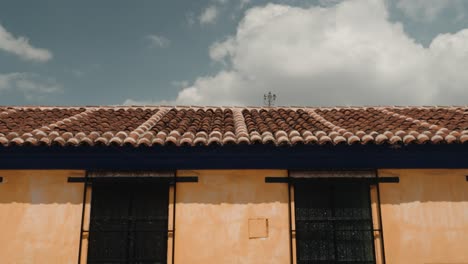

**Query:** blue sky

left=1, top=0, right=468, bottom=106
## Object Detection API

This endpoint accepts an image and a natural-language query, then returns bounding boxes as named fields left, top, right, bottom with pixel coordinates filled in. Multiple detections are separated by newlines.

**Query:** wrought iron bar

left=295, top=181, right=376, bottom=263
left=77, top=172, right=88, bottom=264
left=86, top=183, right=169, bottom=263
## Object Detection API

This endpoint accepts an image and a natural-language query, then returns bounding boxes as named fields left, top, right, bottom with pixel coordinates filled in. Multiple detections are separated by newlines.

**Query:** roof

left=0, top=106, right=467, bottom=147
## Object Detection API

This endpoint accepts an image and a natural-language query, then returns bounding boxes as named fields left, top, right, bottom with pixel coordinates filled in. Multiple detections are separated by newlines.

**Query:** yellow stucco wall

left=378, top=169, right=468, bottom=264
left=174, top=170, right=290, bottom=264
left=2, top=168, right=467, bottom=264
left=0, top=170, right=85, bottom=264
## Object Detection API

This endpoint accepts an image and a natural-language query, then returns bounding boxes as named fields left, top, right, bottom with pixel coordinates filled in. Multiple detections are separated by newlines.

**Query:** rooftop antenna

left=264, top=92, right=276, bottom=107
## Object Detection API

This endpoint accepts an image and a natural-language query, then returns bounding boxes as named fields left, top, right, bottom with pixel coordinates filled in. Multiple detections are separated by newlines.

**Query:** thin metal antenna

left=264, top=92, right=276, bottom=107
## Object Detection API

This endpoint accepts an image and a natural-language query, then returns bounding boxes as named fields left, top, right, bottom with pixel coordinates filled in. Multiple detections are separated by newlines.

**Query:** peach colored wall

left=378, top=169, right=468, bottom=264
left=0, top=170, right=85, bottom=264
left=175, top=170, right=290, bottom=264
left=3, top=168, right=467, bottom=264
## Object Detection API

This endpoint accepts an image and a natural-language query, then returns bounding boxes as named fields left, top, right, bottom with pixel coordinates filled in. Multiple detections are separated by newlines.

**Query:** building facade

left=0, top=106, right=467, bottom=264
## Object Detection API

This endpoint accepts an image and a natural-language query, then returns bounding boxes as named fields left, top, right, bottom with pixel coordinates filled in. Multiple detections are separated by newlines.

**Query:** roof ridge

left=1, top=105, right=468, bottom=110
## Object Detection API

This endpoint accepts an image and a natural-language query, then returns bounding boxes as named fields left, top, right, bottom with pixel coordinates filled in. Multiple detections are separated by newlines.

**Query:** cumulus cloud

left=144, top=0, right=468, bottom=106
left=396, top=0, right=463, bottom=21
left=209, top=37, right=236, bottom=62
left=0, top=23, right=52, bottom=62
left=123, top=98, right=154, bottom=105
left=0, top=73, right=62, bottom=101
left=199, top=6, right=219, bottom=25
left=146, top=34, right=171, bottom=48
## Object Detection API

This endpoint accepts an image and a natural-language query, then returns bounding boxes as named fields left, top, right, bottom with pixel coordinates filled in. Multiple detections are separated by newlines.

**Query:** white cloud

left=128, top=0, right=468, bottom=106
left=0, top=73, right=62, bottom=101
left=141, top=0, right=468, bottom=107
left=0, top=23, right=52, bottom=62
left=124, top=81, right=190, bottom=106
left=199, top=6, right=219, bottom=25
left=396, top=0, right=462, bottom=21
left=209, top=37, right=236, bottom=62
left=146, top=34, right=170, bottom=48
left=123, top=98, right=153, bottom=105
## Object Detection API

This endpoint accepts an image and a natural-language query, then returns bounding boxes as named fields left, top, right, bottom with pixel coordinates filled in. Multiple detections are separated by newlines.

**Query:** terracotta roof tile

left=390, top=107, right=468, bottom=131
left=0, top=106, right=467, bottom=147
left=52, top=108, right=157, bottom=134
left=0, top=108, right=84, bottom=135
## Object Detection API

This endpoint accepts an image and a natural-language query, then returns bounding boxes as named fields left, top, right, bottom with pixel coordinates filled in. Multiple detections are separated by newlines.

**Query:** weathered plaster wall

left=378, top=169, right=468, bottom=264
left=2, top=168, right=466, bottom=264
left=175, top=170, right=290, bottom=264
left=0, top=170, right=85, bottom=264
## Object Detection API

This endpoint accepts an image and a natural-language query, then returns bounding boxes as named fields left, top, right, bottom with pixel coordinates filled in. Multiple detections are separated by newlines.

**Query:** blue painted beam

left=0, top=144, right=467, bottom=170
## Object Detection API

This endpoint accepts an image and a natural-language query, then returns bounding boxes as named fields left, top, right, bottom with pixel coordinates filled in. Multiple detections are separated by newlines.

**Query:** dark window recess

left=87, top=183, right=169, bottom=264
left=295, top=182, right=375, bottom=264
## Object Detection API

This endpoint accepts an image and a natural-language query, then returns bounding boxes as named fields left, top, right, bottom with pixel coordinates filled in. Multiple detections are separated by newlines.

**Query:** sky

left=0, top=0, right=468, bottom=106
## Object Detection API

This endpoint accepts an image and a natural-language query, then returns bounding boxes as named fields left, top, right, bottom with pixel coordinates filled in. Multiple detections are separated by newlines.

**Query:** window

left=87, top=183, right=169, bottom=263
left=295, top=181, right=375, bottom=263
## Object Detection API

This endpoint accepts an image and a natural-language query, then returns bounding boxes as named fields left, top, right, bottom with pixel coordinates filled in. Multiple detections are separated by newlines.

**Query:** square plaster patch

left=248, top=218, right=268, bottom=239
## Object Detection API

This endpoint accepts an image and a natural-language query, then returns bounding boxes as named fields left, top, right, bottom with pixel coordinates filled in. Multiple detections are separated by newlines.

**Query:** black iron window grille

left=295, top=181, right=376, bottom=264
left=87, top=183, right=169, bottom=264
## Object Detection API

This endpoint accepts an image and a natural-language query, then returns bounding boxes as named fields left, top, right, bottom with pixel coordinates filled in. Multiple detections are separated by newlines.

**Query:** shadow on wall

left=377, top=169, right=468, bottom=263
left=0, top=170, right=84, bottom=204
left=175, top=170, right=289, bottom=205
left=175, top=170, right=468, bottom=205
left=379, top=170, right=468, bottom=204
left=2, top=169, right=467, bottom=205
left=0, top=169, right=289, bottom=205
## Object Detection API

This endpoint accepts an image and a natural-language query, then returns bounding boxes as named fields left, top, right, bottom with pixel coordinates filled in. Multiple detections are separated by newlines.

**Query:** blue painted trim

left=0, top=144, right=467, bottom=169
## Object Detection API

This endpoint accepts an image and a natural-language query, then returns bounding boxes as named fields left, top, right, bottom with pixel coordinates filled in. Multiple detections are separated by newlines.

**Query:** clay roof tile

left=431, top=135, right=444, bottom=144
left=0, top=106, right=465, bottom=147
left=460, top=134, right=468, bottom=143
left=375, top=134, right=388, bottom=144
left=347, top=135, right=361, bottom=144
left=361, top=135, right=374, bottom=144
